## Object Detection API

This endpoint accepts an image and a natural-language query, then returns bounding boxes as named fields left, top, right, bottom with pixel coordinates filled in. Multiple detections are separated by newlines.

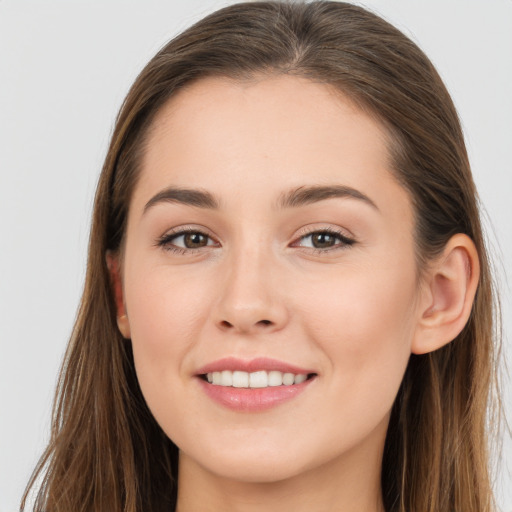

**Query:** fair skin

left=109, top=75, right=479, bottom=512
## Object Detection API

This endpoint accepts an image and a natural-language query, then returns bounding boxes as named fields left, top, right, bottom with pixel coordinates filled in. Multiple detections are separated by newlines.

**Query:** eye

left=156, top=229, right=218, bottom=253
left=293, top=228, right=355, bottom=251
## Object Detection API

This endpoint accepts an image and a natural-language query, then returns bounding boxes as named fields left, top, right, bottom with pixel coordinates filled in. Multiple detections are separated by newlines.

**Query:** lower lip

left=197, top=377, right=314, bottom=412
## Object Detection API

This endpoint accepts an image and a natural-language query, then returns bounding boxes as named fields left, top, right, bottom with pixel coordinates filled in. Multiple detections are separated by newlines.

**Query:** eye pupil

left=184, top=232, right=208, bottom=248
left=312, top=232, right=335, bottom=248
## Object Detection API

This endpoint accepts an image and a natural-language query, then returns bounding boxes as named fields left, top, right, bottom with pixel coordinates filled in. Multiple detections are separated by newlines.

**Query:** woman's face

left=118, top=75, right=426, bottom=483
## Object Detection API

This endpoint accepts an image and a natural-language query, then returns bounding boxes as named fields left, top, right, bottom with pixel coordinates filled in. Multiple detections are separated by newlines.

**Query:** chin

left=177, top=434, right=316, bottom=484
left=193, top=454, right=310, bottom=484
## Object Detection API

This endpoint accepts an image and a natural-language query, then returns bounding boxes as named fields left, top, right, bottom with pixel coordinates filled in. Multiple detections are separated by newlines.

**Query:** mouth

left=199, top=370, right=317, bottom=388
left=195, top=357, right=317, bottom=411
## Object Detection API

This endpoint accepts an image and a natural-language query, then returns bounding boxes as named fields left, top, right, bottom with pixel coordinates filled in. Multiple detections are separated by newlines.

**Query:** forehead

left=134, top=75, right=411, bottom=221
left=146, top=75, right=392, bottom=165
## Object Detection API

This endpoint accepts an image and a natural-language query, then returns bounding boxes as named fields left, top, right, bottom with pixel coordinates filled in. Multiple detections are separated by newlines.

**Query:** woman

left=22, top=1, right=501, bottom=511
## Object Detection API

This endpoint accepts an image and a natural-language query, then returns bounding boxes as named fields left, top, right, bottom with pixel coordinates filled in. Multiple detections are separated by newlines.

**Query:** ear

left=106, top=251, right=131, bottom=339
left=411, top=234, right=480, bottom=355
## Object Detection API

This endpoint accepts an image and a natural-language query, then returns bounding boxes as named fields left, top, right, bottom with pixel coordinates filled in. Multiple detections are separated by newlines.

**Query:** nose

left=213, top=245, right=289, bottom=335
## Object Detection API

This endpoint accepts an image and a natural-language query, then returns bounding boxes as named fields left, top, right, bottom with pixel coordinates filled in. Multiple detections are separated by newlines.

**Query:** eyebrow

left=143, top=187, right=220, bottom=213
left=143, top=184, right=378, bottom=214
left=276, top=184, right=378, bottom=210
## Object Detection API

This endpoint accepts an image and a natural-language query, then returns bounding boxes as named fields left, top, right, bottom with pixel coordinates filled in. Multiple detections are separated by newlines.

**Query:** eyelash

left=156, top=228, right=218, bottom=255
left=156, top=227, right=356, bottom=255
left=293, top=227, right=356, bottom=254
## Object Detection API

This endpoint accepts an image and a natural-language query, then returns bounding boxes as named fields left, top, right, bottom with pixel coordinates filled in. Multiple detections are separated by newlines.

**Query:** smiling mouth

left=200, top=370, right=317, bottom=388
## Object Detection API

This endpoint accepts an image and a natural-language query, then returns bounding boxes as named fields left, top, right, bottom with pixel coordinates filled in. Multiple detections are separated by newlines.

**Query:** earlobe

left=106, top=251, right=131, bottom=339
left=411, top=234, right=480, bottom=355
left=116, top=314, right=131, bottom=339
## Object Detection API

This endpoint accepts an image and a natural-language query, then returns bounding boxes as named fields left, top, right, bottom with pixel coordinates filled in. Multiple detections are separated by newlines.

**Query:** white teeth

left=205, top=370, right=310, bottom=388
left=294, top=373, right=307, bottom=384
left=220, top=370, right=232, bottom=386
left=268, top=371, right=283, bottom=387
left=282, top=373, right=295, bottom=386
left=249, top=370, right=268, bottom=388
left=232, top=371, right=249, bottom=388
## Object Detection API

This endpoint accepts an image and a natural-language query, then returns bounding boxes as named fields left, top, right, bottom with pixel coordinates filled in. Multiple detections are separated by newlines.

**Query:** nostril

left=217, top=318, right=274, bottom=331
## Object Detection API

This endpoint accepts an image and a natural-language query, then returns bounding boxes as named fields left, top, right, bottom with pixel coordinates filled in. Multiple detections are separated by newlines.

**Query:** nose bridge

left=214, top=234, right=288, bottom=334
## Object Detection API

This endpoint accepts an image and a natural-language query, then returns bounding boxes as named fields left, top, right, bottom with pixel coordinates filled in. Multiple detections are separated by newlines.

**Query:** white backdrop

left=1, top=1, right=510, bottom=511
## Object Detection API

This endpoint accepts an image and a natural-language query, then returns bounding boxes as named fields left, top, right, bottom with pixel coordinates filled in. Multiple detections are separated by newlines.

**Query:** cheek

left=123, top=264, right=220, bottom=437
left=127, top=263, right=209, bottom=338
left=124, top=263, right=215, bottom=391
left=298, top=261, right=417, bottom=403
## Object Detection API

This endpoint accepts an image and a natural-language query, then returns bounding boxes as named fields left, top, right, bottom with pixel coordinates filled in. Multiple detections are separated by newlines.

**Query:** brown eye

left=294, top=229, right=355, bottom=252
left=157, top=229, right=217, bottom=253
left=311, top=232, right=337, bottom=249
left=183, top=232, right=209, bottom=248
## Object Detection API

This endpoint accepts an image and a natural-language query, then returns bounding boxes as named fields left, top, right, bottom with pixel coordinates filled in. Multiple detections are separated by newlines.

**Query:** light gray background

left=1, top=1, right=510, bottom=511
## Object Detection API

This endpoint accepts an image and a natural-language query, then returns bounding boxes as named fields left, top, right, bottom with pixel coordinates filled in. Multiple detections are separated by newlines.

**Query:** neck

left=175, top=425, right=386, bottom=512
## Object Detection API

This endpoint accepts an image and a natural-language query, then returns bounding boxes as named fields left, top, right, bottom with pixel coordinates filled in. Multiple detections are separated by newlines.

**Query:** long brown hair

left=22, top=2, right=501, bottom=511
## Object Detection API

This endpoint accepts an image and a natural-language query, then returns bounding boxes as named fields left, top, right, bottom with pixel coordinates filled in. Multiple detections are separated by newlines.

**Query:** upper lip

left=196, top=357, right=316, bottom=375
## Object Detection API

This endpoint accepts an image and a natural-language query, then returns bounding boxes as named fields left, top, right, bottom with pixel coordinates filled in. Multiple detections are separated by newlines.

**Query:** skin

left=111, top=75, right=479, bottom=512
